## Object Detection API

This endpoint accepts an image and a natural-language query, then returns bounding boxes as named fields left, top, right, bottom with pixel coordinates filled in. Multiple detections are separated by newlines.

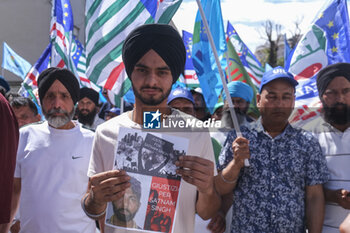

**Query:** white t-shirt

left=303, top=117, right=350, bottom=233
left=88, top=109, right=216, bottom=233
left=15, top=121, right=96, bottom=233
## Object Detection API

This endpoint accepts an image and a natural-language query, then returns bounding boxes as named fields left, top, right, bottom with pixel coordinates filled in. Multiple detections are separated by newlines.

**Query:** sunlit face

left=131, top=50, right=173, bottom=107
left=168, top=98, right=195, bottom=116
left=112, top=187, right=140, bottom=223
left=12, top=105, right=41, bottom=127
left=321, top=76, right=350, bottom=125
left=77, top=97, right=96, bottom=116
left=257, top=79, right=295, bottom=126
left=41, top=80, right=74, bottom=128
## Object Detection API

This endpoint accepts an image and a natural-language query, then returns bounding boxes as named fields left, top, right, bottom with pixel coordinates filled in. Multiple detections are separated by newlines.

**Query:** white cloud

left=172, top=0, right=334, bottom=51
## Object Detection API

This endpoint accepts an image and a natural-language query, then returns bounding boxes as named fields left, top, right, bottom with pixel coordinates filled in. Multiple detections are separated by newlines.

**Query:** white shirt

left=303, top=117, right=350, bottom=233
left=15, top=121, right=96, bottom=233
left=88, top=110, right=216, bottom=233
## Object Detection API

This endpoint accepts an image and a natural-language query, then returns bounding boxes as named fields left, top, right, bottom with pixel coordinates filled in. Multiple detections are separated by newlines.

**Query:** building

left=0, top=0, right=85, bottom=91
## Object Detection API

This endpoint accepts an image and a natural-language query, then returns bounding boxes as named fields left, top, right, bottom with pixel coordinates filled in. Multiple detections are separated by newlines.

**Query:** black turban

left=37, top=67, right=80, bottom=104
left=122, top=24, right=186, bottom=84
left=79, top=87, right=99, bottom=106
left=317, top=63, right=350, bottom=97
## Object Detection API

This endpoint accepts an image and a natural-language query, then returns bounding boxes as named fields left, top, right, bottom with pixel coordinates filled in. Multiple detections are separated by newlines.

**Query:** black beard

left=114, top=207, right=137, bottom=223
left=323, top=102, right=350, bottom=125
left=77, top=107, right=97, bottom=126
left=133, top=85, right=171, bottom=106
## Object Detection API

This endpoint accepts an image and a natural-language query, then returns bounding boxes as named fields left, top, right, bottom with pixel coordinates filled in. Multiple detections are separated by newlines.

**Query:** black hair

left=10, top=97, right=38, bottom=115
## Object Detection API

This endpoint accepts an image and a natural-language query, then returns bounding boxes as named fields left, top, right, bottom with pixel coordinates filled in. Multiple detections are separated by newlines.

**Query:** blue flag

left=192, top=0, right=227, bottom=114
left=2, top=42, right=32, bottom=79
left=288, top=0, right=350, bottom=123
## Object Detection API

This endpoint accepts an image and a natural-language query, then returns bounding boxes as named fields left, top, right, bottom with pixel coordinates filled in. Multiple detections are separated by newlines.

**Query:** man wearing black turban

left=83, top=24, right=221, bottom=233
left=303, top=62, right=350, bottom=232
left=7, top=67, right=96, bottom=232
left=77, top=87, right=104, bottom=130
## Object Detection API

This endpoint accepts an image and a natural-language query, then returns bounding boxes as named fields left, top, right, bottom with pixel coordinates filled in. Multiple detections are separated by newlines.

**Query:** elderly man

left=215, top=66, right=329, bottom=233
left=9, top=97, right=41, bottom=127
left=82, top=24, right=220, bottom=233
left=221, top=81, right=254, bottom=128
left=302, top=63, right=350, bottom=232
left=6, top=68, right=96, bottom=233
left=167, top=87, right=196, bottom=116
left=77, top=87, right=104, bottom=130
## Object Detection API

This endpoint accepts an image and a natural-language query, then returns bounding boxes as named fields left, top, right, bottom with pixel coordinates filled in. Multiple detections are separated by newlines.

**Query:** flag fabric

left=192, top=0, right=227, bottom=114
left=179, top=30, right=200, bottom=88
left=50, top=0, right=76, bottom=71
left=19, top=44, right=51, bottom=104
left=225, top=36, right=260, bottom=118
left=2, top=42, right=32, bottom=79
left=287, top=0, right=350, bottom=123
left=226, top=21, right=264, bottom=89
left=284, top=34, right=292, bottom=70
left=85, top=0, right=182, bottom=107
left=71, top=36, right=101, bottom=93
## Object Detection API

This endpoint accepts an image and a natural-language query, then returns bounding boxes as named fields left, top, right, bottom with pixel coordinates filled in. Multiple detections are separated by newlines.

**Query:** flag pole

left=195, top=0, right=249, bottom=166
left=120, top=95, right=124, bottom=114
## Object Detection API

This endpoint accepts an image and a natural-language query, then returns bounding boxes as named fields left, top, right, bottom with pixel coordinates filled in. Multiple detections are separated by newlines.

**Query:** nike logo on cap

left=72, top=156, right=83, bottom=160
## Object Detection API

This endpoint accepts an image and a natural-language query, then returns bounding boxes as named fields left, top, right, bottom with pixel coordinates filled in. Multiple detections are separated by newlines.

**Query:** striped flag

left=288, top=0, right=350, bottom=124
left=226, top=21, right=264, bottom=89
left=71, top=36, right=101, bottom=92
left=50, top=0, right=76, bottom=72
left=225, top=34, right=259, bottom=118
left=85, top=0, right=182, bottom=106
left=2, top=42, right=32, bottom=79
left=179, top=30, right=199, bottom=88
left=19, top=44, right=51, bottom=103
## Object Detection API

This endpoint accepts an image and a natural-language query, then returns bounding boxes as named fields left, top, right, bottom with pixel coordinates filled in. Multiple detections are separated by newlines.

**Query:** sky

left=172, top=0, right=350, bottom=52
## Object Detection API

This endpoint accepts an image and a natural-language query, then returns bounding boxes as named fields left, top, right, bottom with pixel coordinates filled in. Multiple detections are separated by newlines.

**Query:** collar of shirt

left=250, top=118, right=295, bottom=139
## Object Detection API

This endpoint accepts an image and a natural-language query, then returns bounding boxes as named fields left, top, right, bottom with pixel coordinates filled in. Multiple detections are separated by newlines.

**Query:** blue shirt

left=218, top=120, right=329, bottom=233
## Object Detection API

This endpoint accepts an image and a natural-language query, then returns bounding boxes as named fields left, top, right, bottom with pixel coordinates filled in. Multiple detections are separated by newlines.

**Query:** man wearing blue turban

left=221, top=81, right=255, bottom=128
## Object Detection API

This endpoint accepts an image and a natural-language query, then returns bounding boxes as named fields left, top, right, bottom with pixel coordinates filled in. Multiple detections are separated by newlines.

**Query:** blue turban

left=223, top=81, right=254, bottom=102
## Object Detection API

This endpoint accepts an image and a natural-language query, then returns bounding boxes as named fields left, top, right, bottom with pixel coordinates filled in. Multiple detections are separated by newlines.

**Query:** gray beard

left=221, top=109, right=246, bottom=128
left=44, top=108, right=75, bottom=128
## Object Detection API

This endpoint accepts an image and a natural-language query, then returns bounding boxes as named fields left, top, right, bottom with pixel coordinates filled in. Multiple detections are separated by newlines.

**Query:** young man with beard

left=107, top=177, right=142, bottom=229
left=215, top=67, right=329, bottom=233
left=77, top=87, right=104, bottom=130
left=5, top=68, right=96, bottom=233
left=82, top=24, right=220, bottom=233
left=302, top=63, right=350, bottom=232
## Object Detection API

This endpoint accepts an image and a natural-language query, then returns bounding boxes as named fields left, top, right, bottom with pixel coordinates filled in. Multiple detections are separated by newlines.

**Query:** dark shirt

left=218, top=119, right=329, bottom=233
left=0, top=94, right=19, bottom=223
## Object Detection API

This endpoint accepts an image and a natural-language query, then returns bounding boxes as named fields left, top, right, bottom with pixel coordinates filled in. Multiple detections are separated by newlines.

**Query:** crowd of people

left=0, top=23, right=349, bottom=233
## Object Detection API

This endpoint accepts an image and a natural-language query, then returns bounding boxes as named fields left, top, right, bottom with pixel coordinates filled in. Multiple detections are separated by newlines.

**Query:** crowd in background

left=0, top=24, right=349, bottom=233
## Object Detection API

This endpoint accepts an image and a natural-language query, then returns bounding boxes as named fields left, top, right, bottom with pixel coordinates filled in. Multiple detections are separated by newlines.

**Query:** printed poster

left=105, top=127, right=189, bottom=233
